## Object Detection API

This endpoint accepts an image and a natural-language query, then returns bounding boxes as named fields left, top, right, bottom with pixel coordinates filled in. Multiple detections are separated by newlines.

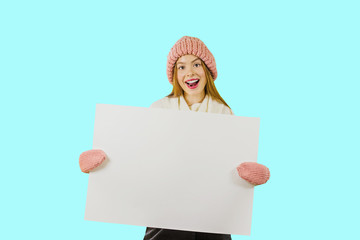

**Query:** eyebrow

left=177, top=58, right=201, bottom=65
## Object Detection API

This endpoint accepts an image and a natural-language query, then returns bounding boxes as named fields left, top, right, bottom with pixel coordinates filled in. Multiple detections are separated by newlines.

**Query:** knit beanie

left=166, top=36, right=217, bottom=84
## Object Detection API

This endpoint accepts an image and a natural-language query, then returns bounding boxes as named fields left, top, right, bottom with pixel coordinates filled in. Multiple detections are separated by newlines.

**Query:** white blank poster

left=85, top=104, right=260, bottom=235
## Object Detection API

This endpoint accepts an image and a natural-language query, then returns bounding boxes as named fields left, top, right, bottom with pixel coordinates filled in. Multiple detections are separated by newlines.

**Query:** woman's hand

left=79, top=149, right=107, bottom=173
left=237, top=162, right=270, bottom=186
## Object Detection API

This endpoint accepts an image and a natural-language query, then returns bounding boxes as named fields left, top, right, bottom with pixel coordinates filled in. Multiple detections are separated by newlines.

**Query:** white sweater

left=150, top=94, right=234, bottom=115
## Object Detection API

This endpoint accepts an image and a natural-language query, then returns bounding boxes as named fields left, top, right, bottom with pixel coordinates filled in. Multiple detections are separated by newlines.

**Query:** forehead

left=177, top=54, right=200, bottom=63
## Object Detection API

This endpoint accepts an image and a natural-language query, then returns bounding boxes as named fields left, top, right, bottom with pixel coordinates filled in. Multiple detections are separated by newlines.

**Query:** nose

left=186, top=69, right=194, bottom=77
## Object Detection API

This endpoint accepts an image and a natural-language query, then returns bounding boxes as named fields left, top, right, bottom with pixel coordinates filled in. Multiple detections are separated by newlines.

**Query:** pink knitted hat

left=167, top=36, right=217, bottom=84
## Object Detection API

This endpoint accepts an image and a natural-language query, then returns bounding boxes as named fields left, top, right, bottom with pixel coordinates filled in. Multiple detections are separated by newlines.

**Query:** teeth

left=186, top=79, right=199, bottom=84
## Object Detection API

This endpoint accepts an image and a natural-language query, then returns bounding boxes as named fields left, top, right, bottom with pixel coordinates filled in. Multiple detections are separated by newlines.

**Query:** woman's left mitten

left=236, top=162, right=270, bottom=185
left=79, top=149, right=107, bottom=173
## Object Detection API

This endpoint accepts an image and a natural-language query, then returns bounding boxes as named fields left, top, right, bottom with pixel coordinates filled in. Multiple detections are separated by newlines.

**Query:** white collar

left=178, top=94, right=210, bottom=112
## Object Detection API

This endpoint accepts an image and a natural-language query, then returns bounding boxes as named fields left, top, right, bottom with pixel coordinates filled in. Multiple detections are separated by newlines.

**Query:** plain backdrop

left=0, top=1, right=359, bottom=239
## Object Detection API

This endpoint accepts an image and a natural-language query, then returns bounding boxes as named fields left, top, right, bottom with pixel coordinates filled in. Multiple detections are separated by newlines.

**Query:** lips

left=185, top=78, right=200, bottom=89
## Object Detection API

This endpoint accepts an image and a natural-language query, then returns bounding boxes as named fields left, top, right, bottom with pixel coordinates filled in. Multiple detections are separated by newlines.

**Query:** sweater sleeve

left=150, top=99, right=164, bottom=108
left=222, top=106, right=234, bottom=115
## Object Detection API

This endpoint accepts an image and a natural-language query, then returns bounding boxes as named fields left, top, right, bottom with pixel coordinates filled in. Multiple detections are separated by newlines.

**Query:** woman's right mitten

left=79, top=149, right=107, bottom=173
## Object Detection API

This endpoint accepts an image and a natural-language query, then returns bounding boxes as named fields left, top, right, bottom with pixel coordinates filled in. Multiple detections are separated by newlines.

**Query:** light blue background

left=1, top=0, right=359, bottom=239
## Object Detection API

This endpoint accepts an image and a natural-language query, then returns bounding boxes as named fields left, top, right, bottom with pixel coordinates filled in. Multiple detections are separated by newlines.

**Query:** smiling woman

left=78, top=36, right=271, bottom=240
left=142, top=36, right=270, bottom=239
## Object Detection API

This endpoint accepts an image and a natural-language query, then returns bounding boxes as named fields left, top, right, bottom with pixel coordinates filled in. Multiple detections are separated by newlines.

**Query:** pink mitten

left=237, top=162, right=270, bottom=185
left=79, top=149, right=107, bottom=173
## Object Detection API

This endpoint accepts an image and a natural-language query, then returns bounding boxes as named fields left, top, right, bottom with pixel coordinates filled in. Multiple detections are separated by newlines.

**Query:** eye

left=194, top=63, right=201, bottom=67
left=178, top=66, right=184, bottom=70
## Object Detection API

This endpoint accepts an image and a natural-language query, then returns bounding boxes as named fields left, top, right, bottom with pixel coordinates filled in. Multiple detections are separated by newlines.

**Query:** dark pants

left=144, top=227, right=232, bottom=240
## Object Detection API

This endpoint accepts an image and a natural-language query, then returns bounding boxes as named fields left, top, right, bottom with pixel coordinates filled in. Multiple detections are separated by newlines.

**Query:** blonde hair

left=167, top=61, right=231, bottom=108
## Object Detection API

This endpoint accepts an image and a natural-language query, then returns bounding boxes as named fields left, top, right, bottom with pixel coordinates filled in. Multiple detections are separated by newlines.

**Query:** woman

left=79, top=36, right=270, bottom=240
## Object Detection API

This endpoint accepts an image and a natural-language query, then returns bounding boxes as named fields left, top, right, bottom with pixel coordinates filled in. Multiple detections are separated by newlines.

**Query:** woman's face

left=176, top=54, right=206, bottom=97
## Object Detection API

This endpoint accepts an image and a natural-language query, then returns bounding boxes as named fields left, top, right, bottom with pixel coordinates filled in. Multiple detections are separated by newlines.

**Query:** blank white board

left=85, top=104, right=260, bottom=235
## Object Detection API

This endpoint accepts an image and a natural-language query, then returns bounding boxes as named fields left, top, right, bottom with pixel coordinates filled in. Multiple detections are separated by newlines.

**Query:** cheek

left=197, top=69, right=206, bottom=79
left=177, top=72, right=185, bottom=82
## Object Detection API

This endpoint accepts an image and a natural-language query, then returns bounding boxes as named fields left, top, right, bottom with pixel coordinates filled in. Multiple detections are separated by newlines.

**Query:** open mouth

left=185, top=78, right=200, bottom=89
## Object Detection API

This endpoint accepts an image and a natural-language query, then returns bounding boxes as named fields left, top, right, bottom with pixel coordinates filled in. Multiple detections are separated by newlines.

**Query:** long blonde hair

left=167, top=61, right=231, bottom=108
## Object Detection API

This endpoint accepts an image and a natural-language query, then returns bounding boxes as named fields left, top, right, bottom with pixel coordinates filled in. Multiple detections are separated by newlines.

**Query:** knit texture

left=167, top=36, right=217, bottom=84
left=150, top=94, right=233, bottom=115
left=79, top=149, right=106, bottom=173
left=236, top=162, right=270, bottom=185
